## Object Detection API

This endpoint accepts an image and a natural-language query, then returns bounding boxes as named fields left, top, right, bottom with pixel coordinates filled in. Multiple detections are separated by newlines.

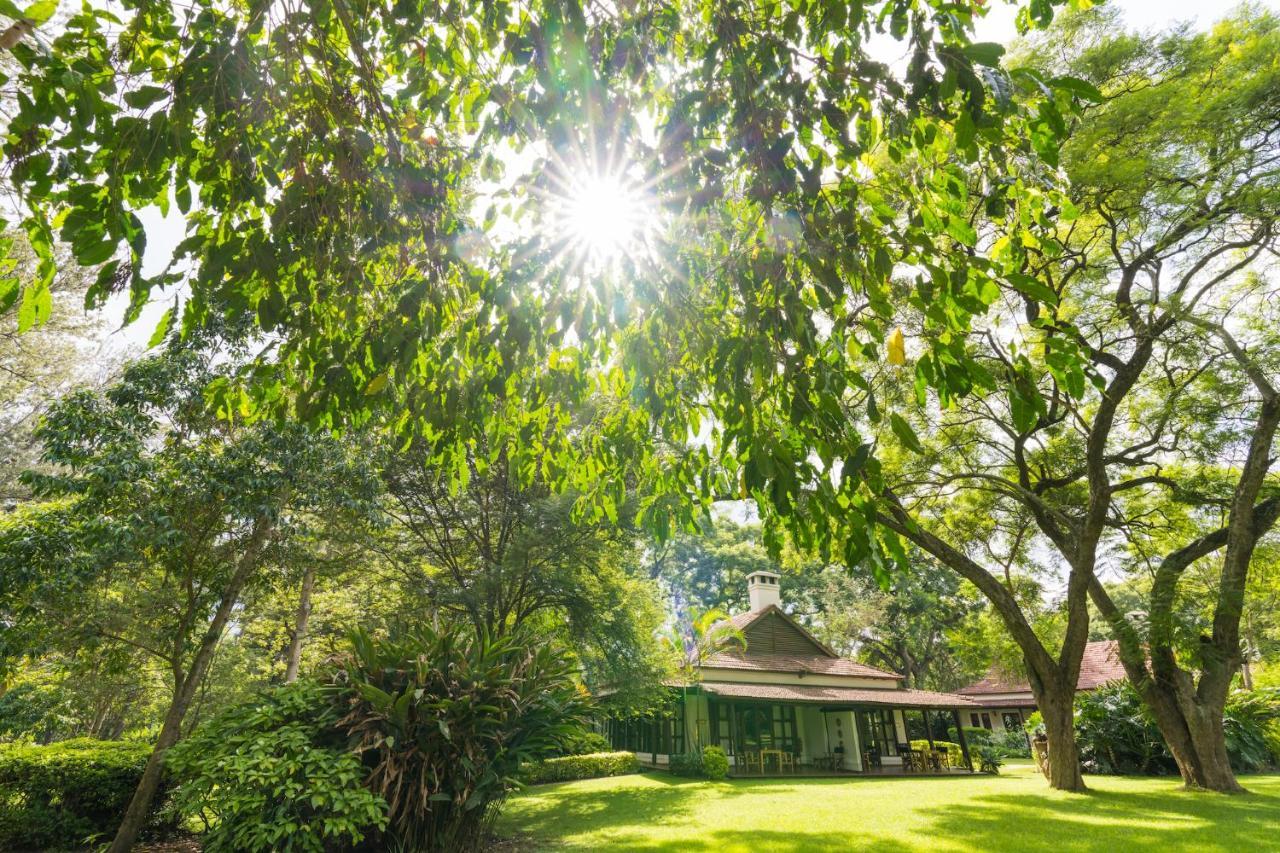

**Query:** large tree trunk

left=108, top=520, right=271, bottom=853
left=284, top=565, right=316, bottom=683
left=1028, top=669, right=1086, bottom=792
left=1094, top=581, right=1247, bottom=793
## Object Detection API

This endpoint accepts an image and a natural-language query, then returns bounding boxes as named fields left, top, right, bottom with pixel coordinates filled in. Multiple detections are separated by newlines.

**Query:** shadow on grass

left=920, top=780, right=1280, bottom=852
left=502, top=771, right=1280, bottom=852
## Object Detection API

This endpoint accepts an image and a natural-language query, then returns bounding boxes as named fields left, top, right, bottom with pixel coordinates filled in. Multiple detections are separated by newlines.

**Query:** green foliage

left=1075, top=684, right=1280, bottom=776
left=701, top=745, right=729, bottom=781
left=667, top=746, right=729, bottom=780
left=1075, top=683, right=1177, bottom=776
left=518, top=752, right=640, bottom=786
left=334, top=623, right=585, bottom=851
left=1223, top=689, right=1280, bottom=773
left=909, top=739, right=965, bottom=765
left=556, top=730, right=612, bottom=757
left=0, top=738, right=176, bottom=849
left=166, top=681, right=387, bottom=853
left=668, top=751, right=705, bottom=778
left=975, top=746, right=1004, bottom=774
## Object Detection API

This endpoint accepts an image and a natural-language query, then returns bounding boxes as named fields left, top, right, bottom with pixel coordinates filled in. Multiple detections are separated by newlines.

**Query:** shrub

left=1223, top=688, right=1280, bottom=772
left=518, top=751, right=639, bottom=785
left=334, top=624, right=585, bottom=852
left=1074, top=684, right=1280, bottom=775
left=557, top=729, right=612, bottom=756
left=0, top=738, right=177, bottom=850
left=1075, top=682, right=1176, bottom=775
left=993, top=728, right=1032, bottom=758
left=668, top=751, right=704, bottom=777
left=975, top=745, right=1004, bottom=774
left=909, top=739, right=965, bottom=765
left=701, top=745, right=729, bottom=780
left=166, top=680, right=387, bottom=853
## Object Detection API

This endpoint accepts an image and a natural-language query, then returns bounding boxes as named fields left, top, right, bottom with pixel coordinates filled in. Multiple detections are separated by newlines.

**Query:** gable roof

left=704, top=606, right=901, bottom=681
left=957, top=640, right=1128, bottom=698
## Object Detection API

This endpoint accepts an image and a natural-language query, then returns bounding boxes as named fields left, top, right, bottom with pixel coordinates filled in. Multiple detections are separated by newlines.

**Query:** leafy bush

left=518, top=751, right=639, bottom=785
left=963, top=726, right=1030, bottom=759
left=975, top=745, right=1004, bottom=774
left=701, top=745, right=729, bottom=780
left=1223, top=688, right=1280, bottom=773
left=909, top=739, right=965, bottom=765
left=1075, top=684, right=1280, bottom=776
left=1075, top=682, right=1177, bottom=775
left=668, top=751, right=704, bottom=777
left=0, top=738, right=177, bottom=850
left=556, top=729, right=612, bottom=757
left=166, top=680, right=387, bottom=853
left=1024, top=710, right=1046, bottom=739
left=334, top=624, right=585, bottom=851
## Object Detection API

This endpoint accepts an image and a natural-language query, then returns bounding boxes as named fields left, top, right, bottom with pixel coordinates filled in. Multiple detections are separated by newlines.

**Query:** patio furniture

left=761, top=747, right=786, bottom=773
left=780, top=751, right=796, bottom=773
left=900, top=747, right=923, bottom=773
left=741, top=750, right=763, bottom=774
left=861, top=747, right=881, bottom=771
left=934, top=749, right=951, bottom=771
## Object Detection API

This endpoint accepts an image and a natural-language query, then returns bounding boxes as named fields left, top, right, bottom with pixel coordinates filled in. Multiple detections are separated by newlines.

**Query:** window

left=1001, top=712, right=1022, bottom=732
left=970, top=713, right=981, bottom=728
left=981, top=713, right=992, bottom=731
left=855, top=709, right=899, bottom=757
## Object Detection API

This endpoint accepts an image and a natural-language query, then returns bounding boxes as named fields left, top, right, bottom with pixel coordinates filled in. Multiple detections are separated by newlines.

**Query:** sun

left=550, top=170, right=655, bottom=271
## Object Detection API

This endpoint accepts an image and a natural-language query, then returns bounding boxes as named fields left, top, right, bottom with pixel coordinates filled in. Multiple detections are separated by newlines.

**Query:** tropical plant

left=166, top=680, right=387, bottom=853
left=332, top=623, right=585, bottom=851
left=975, top=746, right=1004, bottom=774
left=662, top=606, right=746, bottom=750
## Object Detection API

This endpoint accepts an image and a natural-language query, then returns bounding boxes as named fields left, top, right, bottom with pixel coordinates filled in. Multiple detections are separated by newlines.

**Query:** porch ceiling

left=701, top=681, right=979, bottom=709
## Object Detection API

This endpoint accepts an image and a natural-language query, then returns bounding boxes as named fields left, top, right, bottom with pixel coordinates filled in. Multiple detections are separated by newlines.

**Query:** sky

left=107, top=0, right=1276, bottom=355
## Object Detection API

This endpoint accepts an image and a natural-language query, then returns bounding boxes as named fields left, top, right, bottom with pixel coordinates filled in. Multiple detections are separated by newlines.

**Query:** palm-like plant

left=332, top=623, right=585, bottom=851
left=662, top=605, right=746, bottom=751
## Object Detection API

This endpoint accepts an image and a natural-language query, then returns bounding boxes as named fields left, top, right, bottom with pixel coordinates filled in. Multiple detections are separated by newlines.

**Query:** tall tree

left=0, top=344, right=379, bottom=851
left=1008, top=6, right=1280, bottom=793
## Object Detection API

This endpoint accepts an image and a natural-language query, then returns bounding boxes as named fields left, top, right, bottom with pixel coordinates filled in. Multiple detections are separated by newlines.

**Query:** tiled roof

left=957, top=640, right=1128, bottom=697
left=702, top=651, right=901, bottom=680
left=708, top=605, right=902, bottom=680
left=702, top=682, right=979, bottom=709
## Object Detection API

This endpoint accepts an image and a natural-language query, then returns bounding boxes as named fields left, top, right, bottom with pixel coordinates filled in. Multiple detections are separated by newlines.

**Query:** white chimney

left=747, top=570, right=782, bottom=612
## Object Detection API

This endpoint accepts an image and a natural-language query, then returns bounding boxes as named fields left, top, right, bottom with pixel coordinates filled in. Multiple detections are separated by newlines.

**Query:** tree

left=1006, top=6, right=1280, bottom=793
left=0, top=0, right=1082, bottom=540
left=0, top=344, right=380, bottom=851
left=0, top=235, right=115, bottom=503
left=375, top=405, right=669, bottom=708
left=662, top=606, right=745, bottom=751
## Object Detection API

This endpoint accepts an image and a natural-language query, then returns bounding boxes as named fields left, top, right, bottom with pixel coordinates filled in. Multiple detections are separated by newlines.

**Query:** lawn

left=495, top=761, right=1280, bottom=851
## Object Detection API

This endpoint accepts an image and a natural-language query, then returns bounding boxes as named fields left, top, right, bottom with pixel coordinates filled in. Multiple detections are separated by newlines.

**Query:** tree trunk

left=108, top=519, right=272, bottom=853
left=1034, top=683, right=1086, bottom=792
left=284, top=565, right=316, bottom=683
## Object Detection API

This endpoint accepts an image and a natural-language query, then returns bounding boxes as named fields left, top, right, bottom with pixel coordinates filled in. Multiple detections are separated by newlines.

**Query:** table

left=760, top=748, right=787, bottom=773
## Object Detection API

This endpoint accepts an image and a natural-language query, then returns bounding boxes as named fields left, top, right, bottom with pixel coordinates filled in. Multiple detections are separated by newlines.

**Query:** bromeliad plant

left=333, top=623, right=586, bottom=852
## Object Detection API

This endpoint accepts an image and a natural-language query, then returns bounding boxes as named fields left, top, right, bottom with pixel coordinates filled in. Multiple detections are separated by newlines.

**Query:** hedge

left=518, top=751, right=640, bottom=785
left=909, top=739, right=966, bottom=765
left=0, top=738, right=177, bottom=850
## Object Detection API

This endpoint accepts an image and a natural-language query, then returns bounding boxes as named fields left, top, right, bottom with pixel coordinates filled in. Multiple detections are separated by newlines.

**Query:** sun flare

left=551, top=170, right=655, bottom=270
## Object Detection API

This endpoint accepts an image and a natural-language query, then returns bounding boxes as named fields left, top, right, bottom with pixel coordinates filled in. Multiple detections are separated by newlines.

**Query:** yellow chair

left=741, top=750, right=762, bottom=774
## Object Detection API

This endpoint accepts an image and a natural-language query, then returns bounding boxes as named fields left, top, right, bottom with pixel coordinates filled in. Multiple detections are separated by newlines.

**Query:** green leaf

left=1007, top=273, right=1059, bottom=306
left=889, top=413, right=923, bottom=454
left=963, top=42, right=1005, bottom=67
left=147, top=307, right=173, bottom=348
left=22, top=0, right=55, bottom=25
left=123, top=86, right=169, bottom=109
left=1050, top=75, right=1103, bottom=103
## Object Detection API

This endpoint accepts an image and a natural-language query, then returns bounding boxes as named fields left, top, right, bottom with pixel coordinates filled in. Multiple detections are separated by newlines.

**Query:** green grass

left=496, top=760, right=1280, bottom=851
